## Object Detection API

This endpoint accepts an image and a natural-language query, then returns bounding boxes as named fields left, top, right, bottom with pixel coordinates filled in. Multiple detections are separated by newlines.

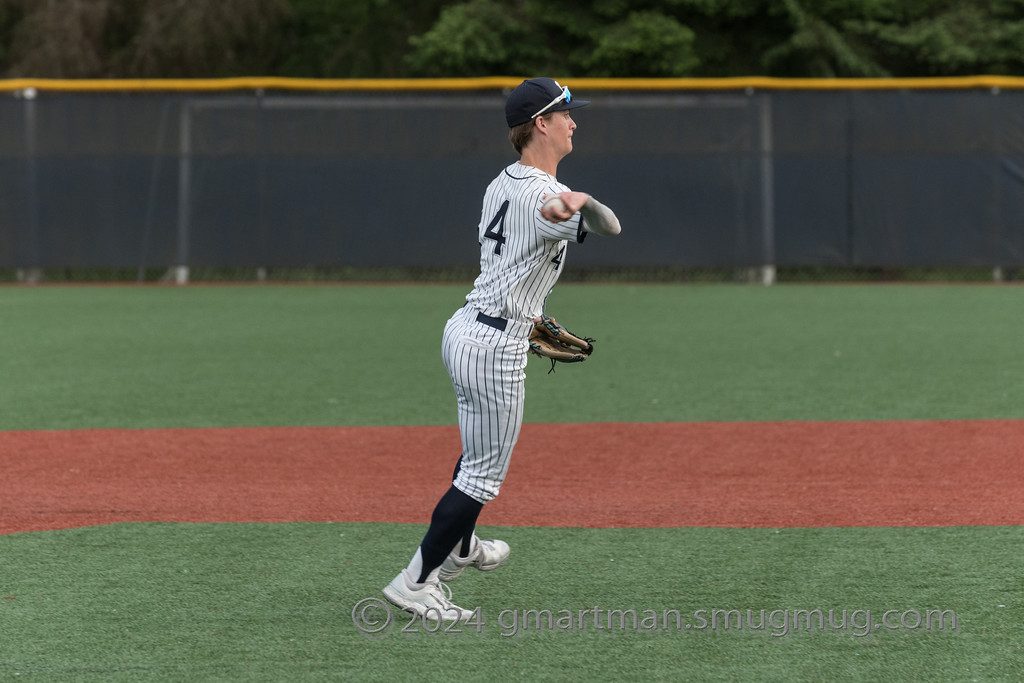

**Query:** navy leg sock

left=417, top=484, right=482, bottom=583
left=450, top=455, right=476, bottom=559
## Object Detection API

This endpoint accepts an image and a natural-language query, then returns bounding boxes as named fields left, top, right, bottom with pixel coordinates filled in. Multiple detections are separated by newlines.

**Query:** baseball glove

left=528, top=315, right=595, bottom=373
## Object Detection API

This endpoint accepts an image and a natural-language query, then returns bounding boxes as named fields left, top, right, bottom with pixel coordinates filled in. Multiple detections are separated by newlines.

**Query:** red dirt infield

left=2, top=420, right=1022, bottom=534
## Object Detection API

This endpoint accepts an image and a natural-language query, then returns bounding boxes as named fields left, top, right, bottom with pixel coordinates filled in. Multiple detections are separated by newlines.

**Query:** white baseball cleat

left=438, top=536, right=511, bottom=581
left=382, top=571, right=475, bottom=622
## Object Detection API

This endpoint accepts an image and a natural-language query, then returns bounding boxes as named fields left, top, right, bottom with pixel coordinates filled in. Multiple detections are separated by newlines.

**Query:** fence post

left=174, top=101, right=192, bottom=285
left=757, top=91, right=775, bottom=285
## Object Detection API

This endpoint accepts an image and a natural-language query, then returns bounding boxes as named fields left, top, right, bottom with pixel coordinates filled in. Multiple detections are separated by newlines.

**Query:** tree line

left=2, top=0, right=1023, bottom=79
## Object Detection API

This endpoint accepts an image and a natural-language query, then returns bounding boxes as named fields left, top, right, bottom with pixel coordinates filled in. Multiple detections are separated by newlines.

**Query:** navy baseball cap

left=505, top=78, right=590, bottom=128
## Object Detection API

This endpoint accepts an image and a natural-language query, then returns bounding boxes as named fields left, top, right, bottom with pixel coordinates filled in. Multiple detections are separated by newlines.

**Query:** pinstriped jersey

left=465, top=162, right=586, bottom=322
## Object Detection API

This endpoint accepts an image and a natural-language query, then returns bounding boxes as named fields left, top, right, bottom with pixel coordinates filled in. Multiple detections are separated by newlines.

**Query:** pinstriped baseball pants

left=442, top=305, right=531, bottom=503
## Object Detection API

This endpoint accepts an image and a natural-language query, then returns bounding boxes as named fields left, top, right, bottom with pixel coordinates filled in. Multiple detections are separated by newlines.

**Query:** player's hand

left=541, top=192, right=589, bottom=222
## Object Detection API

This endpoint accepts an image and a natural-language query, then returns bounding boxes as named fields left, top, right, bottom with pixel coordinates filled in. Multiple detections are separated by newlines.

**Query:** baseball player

left=383, top=78, right=622, bottom=620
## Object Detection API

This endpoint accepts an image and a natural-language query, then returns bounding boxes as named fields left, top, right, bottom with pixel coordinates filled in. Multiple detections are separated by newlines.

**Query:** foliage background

left=2, top=0, right=1024, bottom=80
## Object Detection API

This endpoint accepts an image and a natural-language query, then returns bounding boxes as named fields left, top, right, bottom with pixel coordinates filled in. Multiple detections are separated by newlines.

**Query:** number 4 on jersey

left=551, top=244, right=565, bottom=269
left=483, top=200, right=510, bottom=255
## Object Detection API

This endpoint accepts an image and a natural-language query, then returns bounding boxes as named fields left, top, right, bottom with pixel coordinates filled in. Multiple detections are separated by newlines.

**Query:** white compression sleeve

left=579, top=195, right=622, bottom=236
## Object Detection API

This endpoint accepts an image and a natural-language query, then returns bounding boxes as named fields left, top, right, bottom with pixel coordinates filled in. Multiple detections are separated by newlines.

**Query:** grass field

left=2, top=283, right=1022, bottom=681
left=2, top=523, right=1020, bottom=681
left=2, top=283, right=1022, bottom=429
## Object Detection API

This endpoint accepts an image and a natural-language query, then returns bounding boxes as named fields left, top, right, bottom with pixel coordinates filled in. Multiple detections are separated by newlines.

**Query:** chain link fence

left=3, top=78, right=1024, bottom=285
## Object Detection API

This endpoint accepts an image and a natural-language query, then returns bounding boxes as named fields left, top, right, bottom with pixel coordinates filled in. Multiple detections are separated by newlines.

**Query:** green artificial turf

left=0, top=522, right=1020, bottom=682
left=1, top=283, right=1023, bottom=430
left=3, top=283, right=1022, bottom=681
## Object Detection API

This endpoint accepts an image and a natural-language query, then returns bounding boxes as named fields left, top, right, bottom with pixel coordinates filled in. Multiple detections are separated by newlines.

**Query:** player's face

left=550, top=111, right=577, bottom=155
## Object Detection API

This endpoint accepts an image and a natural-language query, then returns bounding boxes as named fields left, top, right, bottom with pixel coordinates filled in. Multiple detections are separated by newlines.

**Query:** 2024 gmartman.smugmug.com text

left=352, top=599, right=958, bottom=638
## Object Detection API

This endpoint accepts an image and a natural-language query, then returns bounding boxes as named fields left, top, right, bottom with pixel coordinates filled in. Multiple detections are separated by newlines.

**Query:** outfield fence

left=2, top=77, right=1024, bottom=284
